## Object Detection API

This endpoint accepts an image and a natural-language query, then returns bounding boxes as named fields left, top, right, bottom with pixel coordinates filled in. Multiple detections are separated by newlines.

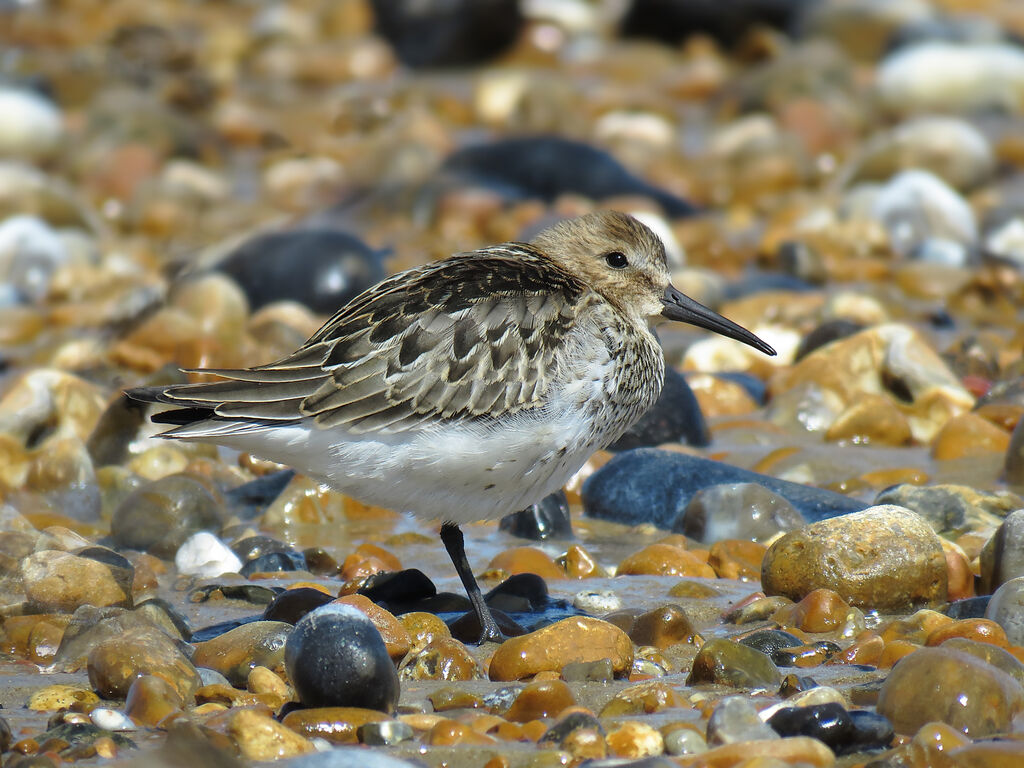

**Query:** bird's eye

left=604, top=251, right=628, bottom=269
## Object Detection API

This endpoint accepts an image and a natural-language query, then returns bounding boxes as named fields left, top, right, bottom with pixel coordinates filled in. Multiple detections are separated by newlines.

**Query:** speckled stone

left=762, top=505, right=947, bottom=610
left=20, top=550, right=131, bottom=612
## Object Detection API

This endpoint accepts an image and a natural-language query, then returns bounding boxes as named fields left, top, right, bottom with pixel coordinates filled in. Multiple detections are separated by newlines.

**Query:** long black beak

left=661, top=285, right=776, bottom=356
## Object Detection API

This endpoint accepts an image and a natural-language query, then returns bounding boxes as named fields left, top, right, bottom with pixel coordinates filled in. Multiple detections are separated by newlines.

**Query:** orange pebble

left=926, top=619, right=1008, bottom=648
left=617, top=543, right=715, bottom=578
left=830, top=634, right=884, bottom=666
left=487, top=547, right=565, bottom=580
left=879, top=639, right=919, bottom=668
left=772, top=588, right=850, bottom=633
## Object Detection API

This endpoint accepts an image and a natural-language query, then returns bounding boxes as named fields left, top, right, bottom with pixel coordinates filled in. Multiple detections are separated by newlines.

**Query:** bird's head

left=532, top=210, right=776, bottom=356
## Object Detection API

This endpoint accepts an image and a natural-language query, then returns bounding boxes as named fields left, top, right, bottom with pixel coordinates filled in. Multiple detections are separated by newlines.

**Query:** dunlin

left=130, top=211, right=775, bottom=642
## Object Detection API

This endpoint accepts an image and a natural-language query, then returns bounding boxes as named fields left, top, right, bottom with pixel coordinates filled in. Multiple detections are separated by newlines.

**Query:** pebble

left=0, top=215, right=73, bottom=306
left=875, top=483, right=1018, bottom=536
left=263, top=587, right=334, bottom=624
left=488, top=617, right=633, bottom=682
left=282, top=707, right=389, bottom=745
left=980, top=509, right=1024, bottom=593
left=762, top=505, right=948, bottom=610
left=876, top=646, right=1024, bottom=736
left=174, top=532, right=242, bottom=577
left=333, top=595, right=411, bottom=661
left=359, top=720, right=414, bottom=746
left=191, top=621, right=292, bottom=686
left=20, top=550, right=131, bottom=612
left=27, top=685, right=99, bottom=712
left=876, top=42, right=1024, bottom=115
left=89, top=708, right=136, bottom=732
left=498, top=490, right=573, bottom=541
left=606, top=721, right=664, bottom=758
left=617, top=542, right=714, bottom=578
left=687, top=639, right=783, bottom=689
left=229, top=709, right=315, bottom=760
left=505, top=679, right=575, bottom=722
left=609, top=367, right=709, bottom=450
left=573, top=589, right=621, bottom=614
left=0, top=88, right=63, bottom=160
left=584, top=449, right=863, bottom=531
left=110, top=475, right=225, bottom=559
left=985, top=577, right=1024, bottom=646
left=707, top=696, right=779, bottom=745
left=284, top=603, right=399, bottom=711
left=397, top=638, right=482, bottom=681
left=215, top=229, right=386, bottom=315
left=663, top=727, right=707, bottom=756
left=87, top=626, right=201, bottom=702
left=487, top=546, right=564, bottom=580
left=123, top=675, right=183, bottom=727
left=629, top=603, right=700, bottom=649
left=680, top=483, right=805, bottom=544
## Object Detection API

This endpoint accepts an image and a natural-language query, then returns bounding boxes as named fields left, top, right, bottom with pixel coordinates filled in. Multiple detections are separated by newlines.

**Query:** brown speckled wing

left=149, top=244, right=588, bottom=434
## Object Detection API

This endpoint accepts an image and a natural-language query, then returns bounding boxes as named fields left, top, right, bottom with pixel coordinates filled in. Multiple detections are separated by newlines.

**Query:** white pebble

left=90, top=707, right=136, bottom=731
left=175, top=531, right=243, bottom=577
left=0, top=214, right=69, bottom=303
left=0, top=88, right=63, bottom=160
left=868, top=169, right=977, bottom=254
left=573, top=589, right=621, bottom=614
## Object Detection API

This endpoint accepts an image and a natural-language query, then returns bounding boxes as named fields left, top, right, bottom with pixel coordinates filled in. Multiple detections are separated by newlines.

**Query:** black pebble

left=239, top=551, right=306, bottom=577
left=442, top=136, right=696, bottom=218
left=485, top=573, right=549, bottom=613
left=215, top=229, right=386, bottom=315
left=369, top=0, right=523, bottom=69
left=740, top=629, right=805, bottom=665
left=767, top=702, right=855, bottom=748
left=846, top=710, right=895, bottom=753
left=263, top=587, right=334, bottom=624
left=499, top=490, right=573, bottom=540
left=285, top=603, right=400, bottom=711
left=610, top=366, right=708, bottom=450
left=358, top=568, right=437, bottom=612
left=449, top=607, right=525, bottom=643
left=620, top=0, right=812, bottom=47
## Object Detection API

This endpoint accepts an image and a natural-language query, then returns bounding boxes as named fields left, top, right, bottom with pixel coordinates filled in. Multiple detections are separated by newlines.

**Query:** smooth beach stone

left=27, top=684, right=99, bottom=712
left=664, top=727, right=707, bottom=756
left=606, top=721, right=664, bottom=759
left=505, top=680, right=575, bottom=722
left=583, top=449, right=864, bottom=530
left=876, top=42, right=1024, bottom=115
left=191, top=621, right=292, bottom=686
left=707, top=696, right=778, bottom=746
left=932, top=413, right=1011, bottom=460
left=229, top=709, right=315, bottom=760
left=0, top=87, right=63, bottom=160
left=617, top=542, right=714, bottom=578
left=440, top=136, right=696, bottom=218
left=948, top=740, right=1024, bottom=766
left=263, top=587, right=334, bottom=625
left=620, top=0, right=811, bottom=46
left=792, top=319, right=864, bottom=362
left=399, top=611, right=450, bottom=650
left=1007, top=417, right=1024, bottom=487
left=980, top=510, right=1024, bottom=594
left=986, top=577, right=1024, bottom=646
left=282, top=707, right=389, bottom=745
left=333, top=595, right=411, bottom=662
left=772, top=589, right=853, bottom=633
left=51, top=606, right=170, bottom=670
left=708, top=540, right=768, bottom=581
left=600, top=680, right=687, bottom=716
left=739, top=629, right=805, bottom=666
left=110, top=474, right=224, bottom=558
left=840, top=116, right=995, bottom=192
left=123, top=675, right=183, bottom=727
left=358, top=568, right=437, bottom=609
left=20, top=550, right=131, bottom=612
left=239, top=550, right=306, bottom=577
left=877, top=647, right=1024, bottom=736
left=767, top=703, right=854, bottom=749
left=397, top=638, right=482, bottom=681
left=925, top=619, right=1008, bottom=648
left=681, top=483, right=805, bottom=544
left=499, top=490, right=572, bottom=541
left=285, top=604, right=399, bottom=712
left=174, top=532, right=242, bottom=578
left=875, top=484, right=1019, bottom=536
left=87, top=626, right=201, bottom=702
left=687, top=639, right=783, bottom=689
left=215, top=229, right=385, bottom=315
left=488, top=617, right=633, bottom=682
left=610, top=367, right=709, bottom=450
left=724, top=595, right=793, bottom=625
left=359, top=720, right=414, bottom=746
left=487, top=547, right=564, bottom=580
left=629, top=604, right=699, bottom=650
left=762, top=505, right=948, bottom=610
left=939, top=639, right=1024, bottom=688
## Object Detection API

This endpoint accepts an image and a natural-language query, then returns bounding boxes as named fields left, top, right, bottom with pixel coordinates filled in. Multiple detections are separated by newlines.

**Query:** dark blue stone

left=767, top=702, right=854, bottom=747
left=230, top=534, right=293, bottom=562
left=285, top=603, right=399, bottom=711
left=224, top=470, right=295, bottom=520
left=945, top=595, right=991, bottom=620
left=722, top=272, right=818, bottom=300
left=610, top=366, right=708, bottom=450
left=441, top=136, right=696, bottom=218
left=216, top=229, right=386, bottom=314
left=239, top=550, right=306, bottom=577
left=369, top=0, right=523, bottom=69
left=358, top=568, right=437, bottom=611
left=485, top=573, right=549, bottom=613
left=499, top=490, right=573, bottom=540
left=582, top=449, right=866, bottom=530
left=845, top=710, right=895, bottom=753
left=620, top=0, right=813, bottom=46
left=263, top=587, right=334, bottom=625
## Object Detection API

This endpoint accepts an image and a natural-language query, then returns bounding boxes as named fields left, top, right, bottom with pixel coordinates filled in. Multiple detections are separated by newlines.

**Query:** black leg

left=439, top=522, right=505, bottom=644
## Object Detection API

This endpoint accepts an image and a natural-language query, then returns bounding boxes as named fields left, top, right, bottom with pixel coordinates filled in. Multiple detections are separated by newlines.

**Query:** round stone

left=681, top=483, right=805, bottom=543
left=986, top=576, right=1024, bottom=646
left=488, top=617, right=633, bottom=682
left=20, top=550, right=131, bottom=612
left=191, top=621, right=292, bottom=686
left=87, top=627, right=202, bottom=702
left=762, top=505, right=947, bottom=610
left=686, top=639, right=782, bottom=689
left=285, top=603, right=399, bottom=712
left=110, top=475, right=224, bottom=559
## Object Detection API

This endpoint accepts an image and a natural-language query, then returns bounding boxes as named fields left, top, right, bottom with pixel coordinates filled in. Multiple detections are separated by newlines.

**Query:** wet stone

left=487, top=547, right=563, bottom=580
left=505, top=679, right=575, bottom=722
left=397, top=638, right=481, bottom=681
left=110, top=475, right=224, bottom=559
left=21, top=550, right=132, bottom=612
left=985, top=576, right=1024, bottom=646
left=877, top=646, right=1024, bottom=736
left=600, top=680, right=687, bottom=716
left=681, top=483, right=805, bottom=544
left=239, top=550, right=306, bottom=577
left=229, top=709, right=315, bottom=760
left=980, top=509, right=1024, bottom=593
left=263, top=587, right=334, bottom=624
left=499, top=490, right=572, bottom=541
left=332, top=594, right=411, bottom=661
left=359, top=720, right=413, bottom=746
left=87, top=626, right=201, bottom=702
left=766, top=703, right=855, bottom=751
left=486, top=572, right=553, bottom=613
left=629, top=603, right=699, bottom=650
left=875, top=483, right=1020, bottom=535
left=28, top=685, right=99, bottom=712
left=687, top=639, right=783, bottom=689
left=609, top=366, right=709, bottom=450
left=281, top=707, right=389, bottom=745
left=174, top=532, right=242, bottom=578
left=285, top=603, right=399, bottom=712
left=215, top=229, right=386, bottom=315
left=488, top=617, right=633, bottom=682
left=740, top=629, right=806, bottom=666
left=617, top=542, right=714, bottom=578
left=946, top=596, right=991, bottom=620
left=191, top=620, right=292, bottom=686
left=123, top=675, right=183, bottom=727
left=706, top=696, right=779, bottom=746
left=358, top=568, right=437, bottom=612
left=762, top=505, right=948, bottom=610
left=584, top=449, right=864, bottom=530
left=562, top=658, right=614, bottom=683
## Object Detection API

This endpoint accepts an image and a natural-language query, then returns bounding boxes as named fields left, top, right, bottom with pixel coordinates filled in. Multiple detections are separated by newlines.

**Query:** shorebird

left=130, top=211, right=775, bottom=642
